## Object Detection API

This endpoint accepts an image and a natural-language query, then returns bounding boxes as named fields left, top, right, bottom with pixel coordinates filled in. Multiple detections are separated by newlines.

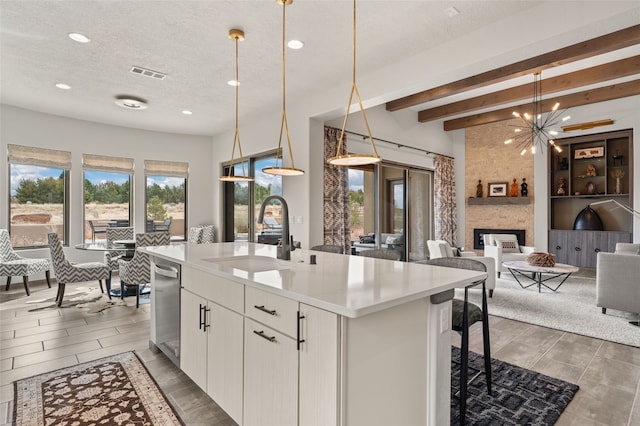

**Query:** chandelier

left=220, top=29, right=253, bottom=182
left=262, top=0, right=304, bottom=177
left=328, top=0, right=381, bottom=166
left=504, top=72, right=571, bottom=155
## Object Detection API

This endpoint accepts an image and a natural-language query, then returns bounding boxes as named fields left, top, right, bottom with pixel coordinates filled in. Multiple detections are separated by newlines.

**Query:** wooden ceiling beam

left=418, top=56, right=640, bottom=122
left=385, top=24, right=640, bottom=112
left=443, top=79, right=640, bottom=131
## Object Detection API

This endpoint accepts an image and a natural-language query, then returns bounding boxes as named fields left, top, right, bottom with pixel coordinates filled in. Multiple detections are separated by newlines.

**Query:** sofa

left=353, top=233, right=404, bottom=256
left=427, top=239, right=496, bottom=297
left=482, top=234, right=536, bottom=278
left=596, top=243, right=640, bottom=317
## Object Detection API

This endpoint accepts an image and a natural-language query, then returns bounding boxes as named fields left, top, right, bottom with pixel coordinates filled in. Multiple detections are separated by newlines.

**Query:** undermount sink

left=202, top=255, right=290, bottom=273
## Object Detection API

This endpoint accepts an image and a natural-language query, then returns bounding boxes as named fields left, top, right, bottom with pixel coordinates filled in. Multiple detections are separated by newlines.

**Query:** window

left=145, top=160, right=188, bottom=241
left=223, top=154, right=282, bottom=242
left=7, top=144, right=70, bottom=248
left=83, top=154, right=133, bottom=242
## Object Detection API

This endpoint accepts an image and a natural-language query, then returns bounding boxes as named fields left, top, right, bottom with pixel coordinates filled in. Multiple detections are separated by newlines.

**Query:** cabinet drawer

left=245, top=286, right=298, bottom=337
left=182, top=266, right=244, bottom=313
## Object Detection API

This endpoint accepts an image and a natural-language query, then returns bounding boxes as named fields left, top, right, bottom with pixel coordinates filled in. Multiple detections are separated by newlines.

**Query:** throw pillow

left=499, top=240, right=519, bottom=253
left=359, top=235, right=375, bottom=244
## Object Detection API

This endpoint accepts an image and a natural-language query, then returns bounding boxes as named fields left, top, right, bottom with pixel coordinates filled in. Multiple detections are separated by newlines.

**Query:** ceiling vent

left=130, top=66, right=167, bottom=80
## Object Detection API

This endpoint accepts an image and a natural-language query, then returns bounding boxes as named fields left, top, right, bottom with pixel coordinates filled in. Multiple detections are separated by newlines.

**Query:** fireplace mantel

left=468, top=197, right=530, bottom=206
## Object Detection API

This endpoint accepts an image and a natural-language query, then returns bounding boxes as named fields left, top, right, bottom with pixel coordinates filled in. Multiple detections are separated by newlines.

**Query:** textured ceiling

left=0, top=0, right=548, bottom=136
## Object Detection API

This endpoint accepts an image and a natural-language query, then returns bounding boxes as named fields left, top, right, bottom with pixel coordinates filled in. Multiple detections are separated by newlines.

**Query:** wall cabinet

left=548, top=129, right=633, bottom=267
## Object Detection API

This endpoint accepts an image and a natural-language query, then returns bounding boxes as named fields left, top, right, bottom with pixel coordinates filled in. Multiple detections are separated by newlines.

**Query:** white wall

left=0, top=105, right=214, bottom=266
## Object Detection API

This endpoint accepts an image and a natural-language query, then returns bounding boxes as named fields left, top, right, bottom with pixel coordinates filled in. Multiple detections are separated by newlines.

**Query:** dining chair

left=187, top=226, right=204, bottom=243
left=104, top=226, right=134, bottom=299
left=47, top=233, right=110, bottom=307
left=118, top=232, right=170, bottom=308
left=422, top=257, right=492, bottom=425
left=1, top=229, right=51, bottom=296
left=310, top=244, right=344, bottom=254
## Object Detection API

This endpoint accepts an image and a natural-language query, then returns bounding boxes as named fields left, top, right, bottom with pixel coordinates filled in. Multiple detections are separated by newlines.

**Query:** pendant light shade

left=220, top=29, right=253, bottom=182
left=262, top=0, right=304, bottom=177
left=328, top=0, right=381, bottom=167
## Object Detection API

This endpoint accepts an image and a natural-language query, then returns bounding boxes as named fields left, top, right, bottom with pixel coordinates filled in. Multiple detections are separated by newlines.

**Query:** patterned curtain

left=323, top=127, right=351, bottom=254
left=434, top=155, right=457, bottom=246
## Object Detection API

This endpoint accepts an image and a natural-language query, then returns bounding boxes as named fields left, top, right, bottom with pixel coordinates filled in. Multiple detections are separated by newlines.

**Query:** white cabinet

left=244, top=318, right=299, bottom=426
left=180, top=267, right=244, bottom=425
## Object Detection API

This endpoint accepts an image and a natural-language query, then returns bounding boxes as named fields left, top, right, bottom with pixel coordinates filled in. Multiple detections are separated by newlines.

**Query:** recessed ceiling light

left=68, top=32, right=91, bottom=43
left=181, top=110, right=193, bottom=115
left=55, top=83, right=71, bottom=90
left=227, top=80, right=240, bottom=86
left=114, top=96, right=148, bottom=110
left=287, top=39, right=304, bottom=49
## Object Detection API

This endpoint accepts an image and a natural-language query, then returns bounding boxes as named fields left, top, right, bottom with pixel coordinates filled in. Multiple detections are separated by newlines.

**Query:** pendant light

left=220, top=29, right=253, bottom=182
left=328, top=0, right=381, bottom=166
left=262, top=0, right=304, bottom=176
left=504, top=72, right=570, bottom=156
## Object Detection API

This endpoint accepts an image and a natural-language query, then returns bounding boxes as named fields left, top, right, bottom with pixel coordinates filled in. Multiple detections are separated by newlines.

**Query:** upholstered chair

left=420, top=257, right=492, bottom=425
left=596, top=245, right=640, bottom=318
left=187, top=227, right=204, bottom=243
left=310, top=244, right=344, bottom=254
left=482, top=234, right=535, bottom=278
left=47, top=232, right=109, bottom=307
left=187, top=225, right=216, bottom=244
left=104, top=227, right=134, bottom=299
left=427, top=239, right=496, bottom=297
left=118, top=232, right=170, bottom=308
left=1, top=229, right=51, bottom=295
left=359, top=249, right=402, bottom=261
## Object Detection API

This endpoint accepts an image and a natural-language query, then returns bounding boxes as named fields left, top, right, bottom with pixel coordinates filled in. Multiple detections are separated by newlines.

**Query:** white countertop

left=141, top=242, right=486, bottom=318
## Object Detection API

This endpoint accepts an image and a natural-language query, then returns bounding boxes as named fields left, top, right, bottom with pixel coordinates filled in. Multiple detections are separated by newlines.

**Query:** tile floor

left=1, top=277, right=639, bottom=425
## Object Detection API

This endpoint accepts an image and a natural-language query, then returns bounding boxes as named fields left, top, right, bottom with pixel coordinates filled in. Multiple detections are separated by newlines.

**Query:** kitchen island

left=142, top=242, right=486, bottom=426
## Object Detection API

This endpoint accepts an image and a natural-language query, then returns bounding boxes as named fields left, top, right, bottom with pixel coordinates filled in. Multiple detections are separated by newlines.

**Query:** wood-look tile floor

left=1, top=278, right=639, bottom=425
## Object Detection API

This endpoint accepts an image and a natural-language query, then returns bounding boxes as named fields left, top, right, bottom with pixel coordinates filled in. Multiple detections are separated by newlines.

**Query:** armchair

left=596, top=243, right=640, bottom=319
left=427, top=240, right=496, bottom=296
left=1, top=229, right=51, bottom=295
left=483, top=234, right=535, bottom=278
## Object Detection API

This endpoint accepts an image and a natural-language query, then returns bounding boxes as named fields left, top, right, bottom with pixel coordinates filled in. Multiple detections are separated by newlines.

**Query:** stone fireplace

left=473, top=228, right=526, bottom=250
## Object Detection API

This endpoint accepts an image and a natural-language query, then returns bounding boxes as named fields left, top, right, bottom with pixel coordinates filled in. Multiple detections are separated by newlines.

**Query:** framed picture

left=488, top=182, right=508, bottom=197
left=574, top=146, right=604, bottom=159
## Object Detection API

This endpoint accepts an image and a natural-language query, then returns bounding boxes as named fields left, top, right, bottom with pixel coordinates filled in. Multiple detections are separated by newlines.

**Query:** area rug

left=464, top=272, right=640, bottom=348
left=13, top=351, right=183, bottom=425
left=26, top=286, right=130, bottom=313
left=450, top=346, right=579, bottom=425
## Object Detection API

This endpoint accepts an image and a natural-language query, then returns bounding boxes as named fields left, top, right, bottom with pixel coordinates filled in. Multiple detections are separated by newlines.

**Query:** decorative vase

left=615, top=177, right=622, bottom=195
left=573, top=206, right=603, bottom=231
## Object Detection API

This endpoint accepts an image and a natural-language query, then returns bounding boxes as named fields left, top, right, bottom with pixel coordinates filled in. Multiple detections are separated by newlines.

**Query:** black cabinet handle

left=556, top=246, right=561, bottom=250
left=594, top=248, right=601, bottom=253
left=253, top=330, right=276, bottom=343
left=199, top=304, right=204, bottom=330
left=203, top=306, right=210, bottom=331
left=297, top=311, right=306, bottom=351
left=254, top=305, right=277, bottom=316
left=575, top=247, right=582, bottom=252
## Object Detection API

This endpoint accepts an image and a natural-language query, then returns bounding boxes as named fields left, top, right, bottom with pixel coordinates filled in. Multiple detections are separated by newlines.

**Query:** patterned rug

left=25, top=285, right=149, bottom=313
left=451, top=346, right=579, bottom=425
left=13, top=352, right=183, bottom=425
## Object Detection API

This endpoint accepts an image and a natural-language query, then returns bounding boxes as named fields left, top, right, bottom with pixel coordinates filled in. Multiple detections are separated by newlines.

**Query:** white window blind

left=7, top=144, right=72, bottom=169
left=144, top=160, right=189, bottom=178
left=83, top=153, right=134, bottom=173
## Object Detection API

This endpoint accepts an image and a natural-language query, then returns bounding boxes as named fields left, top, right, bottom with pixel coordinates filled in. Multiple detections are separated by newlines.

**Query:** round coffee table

left=502, top=260, right=579, bottom=292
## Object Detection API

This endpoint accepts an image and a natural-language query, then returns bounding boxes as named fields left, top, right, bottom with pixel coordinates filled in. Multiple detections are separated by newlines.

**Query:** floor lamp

left=589, top=199, right=640, bottom=327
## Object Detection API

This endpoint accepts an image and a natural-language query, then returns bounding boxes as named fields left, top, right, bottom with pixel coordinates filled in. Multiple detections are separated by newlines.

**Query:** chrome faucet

left=257, top=195, right=294, bottom=260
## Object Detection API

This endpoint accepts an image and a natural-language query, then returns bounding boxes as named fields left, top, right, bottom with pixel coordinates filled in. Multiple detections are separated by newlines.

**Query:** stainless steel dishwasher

left=150, top=259, right=181, bottom=367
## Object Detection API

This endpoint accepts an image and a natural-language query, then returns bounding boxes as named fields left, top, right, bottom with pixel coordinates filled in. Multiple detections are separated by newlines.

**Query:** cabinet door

left=299, top=304, right=339, bottom=426
left=180, top=289, right=208, bottom=390
left=244, top=318, right=298, bottom=426
left=549, top=230, right=569, bottom=264
left=207, top=303, right=244, bottom=425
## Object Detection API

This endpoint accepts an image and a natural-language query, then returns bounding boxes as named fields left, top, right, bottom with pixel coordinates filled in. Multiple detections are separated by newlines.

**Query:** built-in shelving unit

left=548, top=129, right=633, bottom=267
